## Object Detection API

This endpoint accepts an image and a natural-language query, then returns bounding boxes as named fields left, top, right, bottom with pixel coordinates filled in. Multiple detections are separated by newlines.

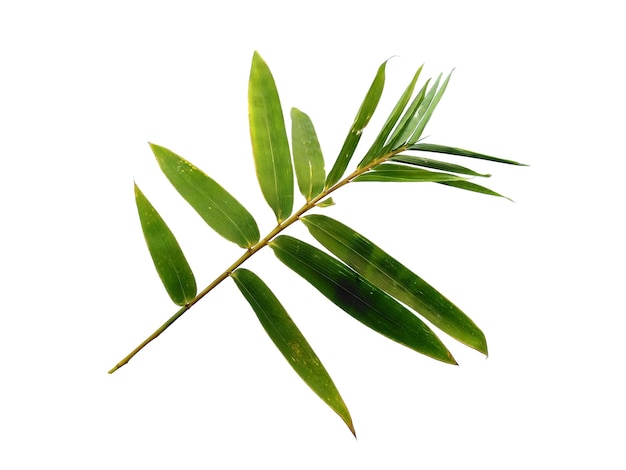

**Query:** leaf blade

left=249, top=51, right=294, bottom=223
left=231, top=268, right=355, bottom=436
left=270, top=236, right=456, bottom=364
left=390, top=154, right=491, bottom=177
left=291, top=108, right=326, bottom=202
left=325, top=60, right=388, bottom=188
left=438, top=180, right=512, bottom=200
left=406, top=71, right=453, bottom=145
left=410, top=143, right=527, bottom=166
left=301, top=214, right=488, bottom=354
left=357, top=65, right=423, bottom=169
left=150, top=143, right=260, bottom=249
left=134, top=183, right=197, bottom=306
left=353, top=164, right=466, bottom=183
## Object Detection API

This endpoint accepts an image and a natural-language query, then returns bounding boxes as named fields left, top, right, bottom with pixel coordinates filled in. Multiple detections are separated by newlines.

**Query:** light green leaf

left=270, top=235, right=457, bottom=365
left=316, top=197, right=335, bottom=208
left=357, top=65, right=423, bottom=169
left=291, top=108, right=326, bottom=202
left=150, top=143, right=259, bottom=249
left=390, top=154, right=491, bottom=177
left=325, top=60, right=388, bottom=189
left=410, top=143, right=527, bottom=166
left=301, top=214, right=488, bottom=355
left=134, top=183, right=197, bottom=306
left=438, top=180, right=512, bottom=200
left=407, top=71, right=453, bottom=145
left=353, top=163, right=465, bottom=183
left=386, top=78, right=433, bottom=149
left=249, top=51, right=294, bottom=223
left=231, top=268, right=355, bottom=436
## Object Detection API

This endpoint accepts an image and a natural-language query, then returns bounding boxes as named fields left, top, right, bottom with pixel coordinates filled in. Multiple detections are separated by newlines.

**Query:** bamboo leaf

left=291, top=108, right=326, bottom=202
left=301, top=214, right=488, bottom=354
left=390, top=154, right=491, bottom=177
left=134, top=183, right=197, bottom=306
left=270, top=235, right=457, bottom=365
left=325, top=60, right=388, bottom=188
left=407, top=71, right=453, bottom=145
left=438, top=180, right=512, bottom=200
left=357, top=65, right=423, bottom=169
left=150, top=143, right=259, bottom=249
left=387, top=78, right=434, bottom=149
left=353, top=163, right=465, bottom=183
left=249, top=51, right=294, bottom=223
left=410, top=143, right=527, bottom=166
left=231, top=268, right=355, bottom=436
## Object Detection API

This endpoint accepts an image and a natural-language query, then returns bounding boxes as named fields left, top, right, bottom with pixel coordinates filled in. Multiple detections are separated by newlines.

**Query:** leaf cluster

left=110, top=51, right=525, bottom=436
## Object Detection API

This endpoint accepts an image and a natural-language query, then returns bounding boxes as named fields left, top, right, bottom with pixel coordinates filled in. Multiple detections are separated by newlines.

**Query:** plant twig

left=108, top=149, right=400, bottom=373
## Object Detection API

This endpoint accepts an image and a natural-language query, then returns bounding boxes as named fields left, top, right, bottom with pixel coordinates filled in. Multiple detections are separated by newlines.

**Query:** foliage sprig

left=109, top=51, right=525, bottom=436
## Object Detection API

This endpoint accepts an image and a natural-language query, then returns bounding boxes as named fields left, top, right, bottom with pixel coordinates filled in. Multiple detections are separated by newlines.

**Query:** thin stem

left=108, top=148, right=402, bottom=373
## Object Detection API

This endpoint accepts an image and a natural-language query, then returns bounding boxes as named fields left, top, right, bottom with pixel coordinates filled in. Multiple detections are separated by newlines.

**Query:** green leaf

left=316, top=197, right=335, bottom=208
left=249, top=51, right=294, bottom=223
left=325, top=60, right=388, bottom=189
left=353, top=163, right=465, bottom=183
left=386, top=78, right=433, bottom=149
left=291, top=108, right=326, bottom=202
left=301, top=214, right=488, bottom=355
left=270, top=235, right=456, bottom=365
left=410, top=143, right=527, bottom=166
left=134, top=183, right=197, bottom=306
left=438, top=180, right=512, bottom=200
left=406, top=71, right=453, bottom=145
left=150, top=143, right=259, bottom=249
left=231, top=268, right=355, bottom=436
left=357, top=65, right=423, bottom=169
left=390, top=154, right=491, bottom=177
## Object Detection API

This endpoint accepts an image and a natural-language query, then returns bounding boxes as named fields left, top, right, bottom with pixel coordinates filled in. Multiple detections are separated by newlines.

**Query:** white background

left=1, top=1, right=624, bottom=468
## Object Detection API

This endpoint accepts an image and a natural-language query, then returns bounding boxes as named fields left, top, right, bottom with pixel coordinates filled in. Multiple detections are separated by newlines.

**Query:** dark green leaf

left=301, top=214, right=488, bottom=355
left=438, top=180, right=511, bottom=200
left=357, top=65, right=423, bottom=169
left=270, top=236, right=456, bottom=364
left=353, top=163, right=465, bottom=183
left=231, top=268, right=355, bottom=436
left=410, top=143, right=527, bottom=166
left=291, top=108, right=326, bottom=202
left=390, top=154, right=490, bottom=177
left=249, top=51, right=294, bottom=223
left=134, top=183, right=197, bottom=306
left=150, top=143, right=259, bottom=249
left=325, top=60, right=388, bottom=189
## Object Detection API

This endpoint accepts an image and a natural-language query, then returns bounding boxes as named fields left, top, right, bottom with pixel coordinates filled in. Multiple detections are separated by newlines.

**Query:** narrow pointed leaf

left=291, top=108, right=326, bottom=202
left=249, top=51, right=294, bottom=223
left=407, top=71, right=453, bottom=145
left=439, top=180, right=512, bottom=200
left=134, top=183, right=197, bottom=306
left=357, top=65, right=423, bottom=169
left=301, top=214, right=488, bottom=354
left=326, top=60, right=388, bottom=189
left=410, top=143, right=527, bottom=166
left=353, top=164, right=465, bottom=183
left=270, top=236, right=456, bottom=365
left=231, top=268, right=355, bottom=436
left=390, top=154, right=491, bottom=177
left=387, top=77, right=435, bottom=149
left=150, top=143, right=259, bottom=249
